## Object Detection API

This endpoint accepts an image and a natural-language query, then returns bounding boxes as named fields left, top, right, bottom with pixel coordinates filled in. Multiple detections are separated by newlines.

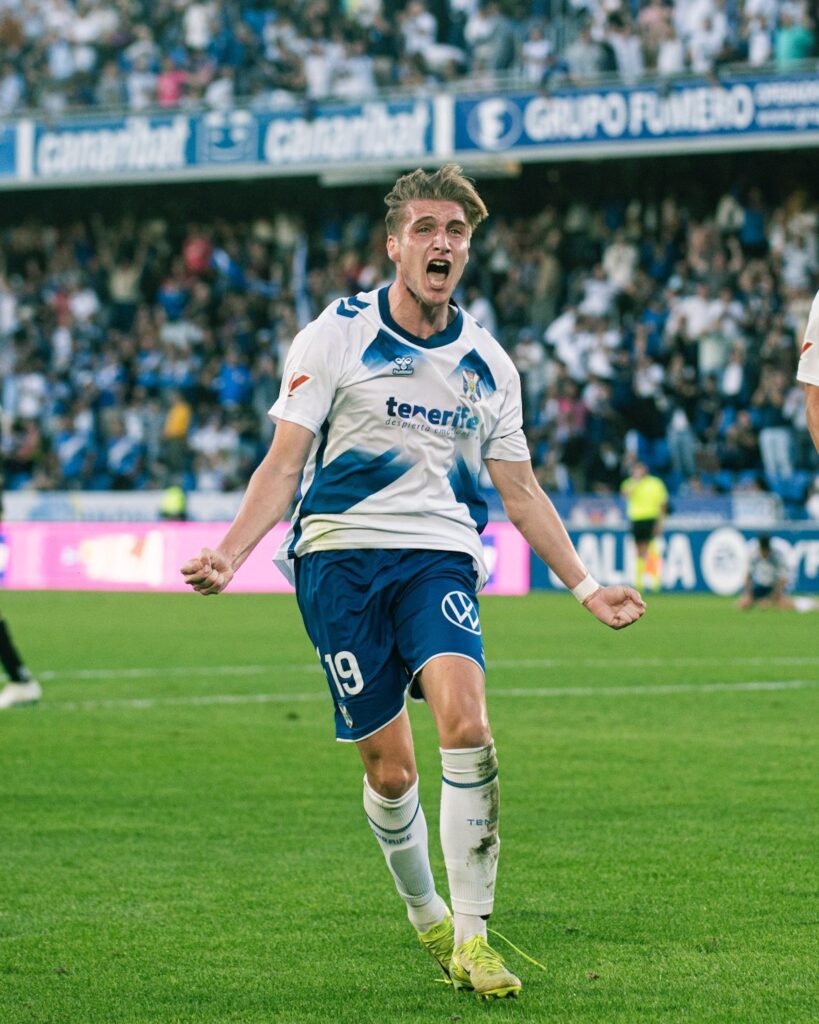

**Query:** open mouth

left=426, top=259, right=451, bottom=287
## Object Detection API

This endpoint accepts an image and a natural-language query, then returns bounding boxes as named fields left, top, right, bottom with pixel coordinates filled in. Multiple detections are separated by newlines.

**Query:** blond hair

left=384, top=165, right=489, bottom=237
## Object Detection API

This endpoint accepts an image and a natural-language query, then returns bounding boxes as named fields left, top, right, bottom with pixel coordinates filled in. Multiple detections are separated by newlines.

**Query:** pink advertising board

left=1, top=521, right=530, bottom=595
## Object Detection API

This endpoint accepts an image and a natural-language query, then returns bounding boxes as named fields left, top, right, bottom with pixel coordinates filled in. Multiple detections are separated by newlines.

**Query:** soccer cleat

left=450, top=934, right=522, bottom=1000
left=0, top=679, right=42, bottom=710
left=417, top=911, right=455, bottom=979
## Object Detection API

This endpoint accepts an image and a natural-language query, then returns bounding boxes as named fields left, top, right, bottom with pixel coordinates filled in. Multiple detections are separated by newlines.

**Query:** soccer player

left=736, top=534, right=817, bottom=611
left=181, top=166, right=646, bottom=999
left=620, top=460, right=669, bottom=591
left=0, top=435, right=41, bottom=710
left=0, top=610, right=40, bottom=709
left=797, top=288, right=819, bottom=454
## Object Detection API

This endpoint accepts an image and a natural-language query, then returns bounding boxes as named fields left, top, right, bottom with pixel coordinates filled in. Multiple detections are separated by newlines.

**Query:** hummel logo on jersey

left=441, top=591, right=481, bottom=635
left=802, top=340, right=813, bottom=356
left=336, top=295, right=370, bottom=319
left=462, top=369, right=482, bottom=402
left=393, top=356, right=414, bottom=376
left=288, top=372, right=311, bottom=395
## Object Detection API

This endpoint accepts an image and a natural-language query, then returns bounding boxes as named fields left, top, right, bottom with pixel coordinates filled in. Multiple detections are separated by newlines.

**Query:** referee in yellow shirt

left=620, top=461, right=669, bottom=591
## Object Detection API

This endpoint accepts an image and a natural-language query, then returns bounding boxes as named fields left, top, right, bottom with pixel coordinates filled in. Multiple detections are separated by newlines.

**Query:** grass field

left=1, top=590, right=817, bottom=1024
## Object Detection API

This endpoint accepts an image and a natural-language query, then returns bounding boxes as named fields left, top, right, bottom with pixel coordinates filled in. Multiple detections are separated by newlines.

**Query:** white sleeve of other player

left=482, top=373, right=531, bottom=462
left=269, top=317, right=345, bottom=434
left=797, top=289, right=819, bottom=386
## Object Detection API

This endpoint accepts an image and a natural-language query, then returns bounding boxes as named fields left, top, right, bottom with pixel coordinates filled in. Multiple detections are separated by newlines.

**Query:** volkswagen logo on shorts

left=442, top=591, right=481, bottom=635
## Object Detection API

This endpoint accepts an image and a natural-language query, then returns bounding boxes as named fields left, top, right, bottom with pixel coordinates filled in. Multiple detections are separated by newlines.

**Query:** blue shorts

left=294, top=549, right=485, bottom=742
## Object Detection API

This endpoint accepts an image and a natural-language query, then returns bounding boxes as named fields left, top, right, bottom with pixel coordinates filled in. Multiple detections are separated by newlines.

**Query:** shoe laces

left=424, top=927, right=453, bottom=963
left=461, top=934, right=507, bottom=972
left=487, top=927, right=548, bottom=974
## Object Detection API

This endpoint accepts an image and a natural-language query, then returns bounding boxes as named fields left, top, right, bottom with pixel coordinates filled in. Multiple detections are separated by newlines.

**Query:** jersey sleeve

left=269, top=317, right=345, bottom=434
left=797, top=290, right=819, bottom=386
left=482, top=373, right=531, bottom=462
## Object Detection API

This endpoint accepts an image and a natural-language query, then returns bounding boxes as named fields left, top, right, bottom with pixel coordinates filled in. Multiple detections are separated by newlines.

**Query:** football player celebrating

left=182, top=166, right=645, bottom=999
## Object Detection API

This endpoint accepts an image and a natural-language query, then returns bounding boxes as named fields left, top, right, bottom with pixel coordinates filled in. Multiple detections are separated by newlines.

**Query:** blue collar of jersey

left=378, top=286, right=463, bottom=348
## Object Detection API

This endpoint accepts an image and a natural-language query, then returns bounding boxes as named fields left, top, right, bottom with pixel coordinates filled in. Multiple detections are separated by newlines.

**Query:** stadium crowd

left=1, top=173, right=818, bottom=511
left=0, top=0, right=815, bottom=117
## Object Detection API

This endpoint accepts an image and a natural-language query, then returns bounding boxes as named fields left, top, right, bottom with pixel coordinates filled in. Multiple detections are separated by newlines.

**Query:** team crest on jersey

left=462, top=369, right=482, bottom=402
left=393, top=356, right=414, bottom=376
left=288, top=371, right=311, bottom=396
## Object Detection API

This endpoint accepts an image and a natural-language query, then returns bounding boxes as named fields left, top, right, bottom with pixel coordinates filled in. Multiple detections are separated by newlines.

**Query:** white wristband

left=571, top=573, right=601, bottom=604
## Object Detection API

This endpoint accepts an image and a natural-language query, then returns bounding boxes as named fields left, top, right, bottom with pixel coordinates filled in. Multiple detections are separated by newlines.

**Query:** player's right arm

left=180, top=420, right=314, bottom=595
left=182, top=309, right=345, bottom=595
left=806, top=384, right=819, bottom=455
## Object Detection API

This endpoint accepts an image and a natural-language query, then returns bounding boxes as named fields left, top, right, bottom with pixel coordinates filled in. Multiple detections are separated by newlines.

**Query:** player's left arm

left=485, top=457, right=646, bottom=630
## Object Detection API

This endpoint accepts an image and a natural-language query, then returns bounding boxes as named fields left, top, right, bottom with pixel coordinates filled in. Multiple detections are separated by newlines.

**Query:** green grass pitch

left=1, top=590, right=817, bottom=1024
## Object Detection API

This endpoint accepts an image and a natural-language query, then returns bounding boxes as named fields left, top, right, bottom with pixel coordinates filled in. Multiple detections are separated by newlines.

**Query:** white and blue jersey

left=749, top=548, right=787, bottom=598
left=270, top=285, right=530, bottom=587
left=797, top=289, right=819, bottom=386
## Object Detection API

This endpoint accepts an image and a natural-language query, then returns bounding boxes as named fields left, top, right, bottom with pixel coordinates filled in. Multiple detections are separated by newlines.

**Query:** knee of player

left=366, top=763, right=417, bottom=800
left=441, top=719, right=493, bottom=751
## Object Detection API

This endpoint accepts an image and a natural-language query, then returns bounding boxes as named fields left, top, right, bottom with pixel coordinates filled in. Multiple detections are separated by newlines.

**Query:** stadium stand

left=0, top=0, right=814, bottom=117
left=1, top=161, right=817, bottom=510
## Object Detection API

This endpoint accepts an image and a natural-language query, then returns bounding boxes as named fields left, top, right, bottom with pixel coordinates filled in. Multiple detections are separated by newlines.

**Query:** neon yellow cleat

left=417, top=911, right=455, bottom=979
left=450, top=934, right=522, bottom=1000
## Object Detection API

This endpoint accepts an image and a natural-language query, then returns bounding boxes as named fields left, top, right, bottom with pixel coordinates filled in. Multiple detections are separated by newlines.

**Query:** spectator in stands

left=606, top=13, right=645, bottom=82
left=519, top=23, right=554, bottom=85
left=753, top=367, right=795, bottom=479
left=654, top=19, right=688, bottom=74
left=0, top=60, right=24, bottom=114
left=126, top=55, right=157, bottom=110
left=565, top=21, right=605, bottom=82
left=718, top=408, right=761, bottom=474
left=773, top=9, right=815, bottom=68
left=95, top=60, right=125, bottom=108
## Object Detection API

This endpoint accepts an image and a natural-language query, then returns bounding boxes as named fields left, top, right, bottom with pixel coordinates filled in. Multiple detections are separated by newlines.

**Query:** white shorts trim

left=334, top=695, right=408, bottom=744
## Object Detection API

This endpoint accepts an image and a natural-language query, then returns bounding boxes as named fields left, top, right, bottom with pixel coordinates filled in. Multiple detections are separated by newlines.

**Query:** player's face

left=387, top=199, right=470, bottom=308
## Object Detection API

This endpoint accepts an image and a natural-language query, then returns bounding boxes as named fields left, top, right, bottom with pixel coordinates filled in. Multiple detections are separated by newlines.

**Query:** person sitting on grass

left=737, top=534, right=817, bottom=611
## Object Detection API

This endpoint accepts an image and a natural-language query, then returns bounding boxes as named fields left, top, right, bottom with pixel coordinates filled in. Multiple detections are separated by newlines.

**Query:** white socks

left=363, top=740, right=501, bottom=947
left=440, top=742, right=500, bottom=945
left=363, top=775, right=448, bottom=932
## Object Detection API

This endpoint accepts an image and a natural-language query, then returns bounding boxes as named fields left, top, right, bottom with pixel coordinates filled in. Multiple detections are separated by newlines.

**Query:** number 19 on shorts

left=318, top=649, right=365, bottom=697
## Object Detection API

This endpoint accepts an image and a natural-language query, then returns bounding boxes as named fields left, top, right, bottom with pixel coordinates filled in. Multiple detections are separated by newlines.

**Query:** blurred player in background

left=737, top=534, right=817, bottom=611
left=181, top=165, right=645, bottom=1000
left=620, top=460, right=669, bottom=591
left=0, top=607, right=39, bottom=709
left=797, top=288, right=819, bottom=454
left=0, top=417, right=41, bottom=709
